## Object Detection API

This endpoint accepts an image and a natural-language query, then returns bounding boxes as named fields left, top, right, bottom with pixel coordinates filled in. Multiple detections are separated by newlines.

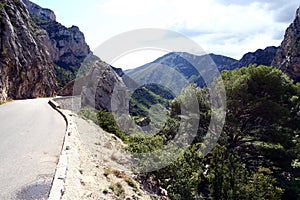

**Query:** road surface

left=0, top=98, right=66, bottom=199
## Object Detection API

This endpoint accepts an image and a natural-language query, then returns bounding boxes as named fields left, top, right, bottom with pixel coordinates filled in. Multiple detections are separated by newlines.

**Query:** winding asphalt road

left=0, top=98, right=66, bottom=199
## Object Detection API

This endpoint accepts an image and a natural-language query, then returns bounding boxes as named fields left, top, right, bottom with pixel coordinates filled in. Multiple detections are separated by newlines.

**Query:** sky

left=30, top=0, right=300, bottom=70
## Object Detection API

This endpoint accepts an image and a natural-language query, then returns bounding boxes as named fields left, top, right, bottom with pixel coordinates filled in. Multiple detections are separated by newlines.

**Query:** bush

left=78, top=108, right=126, bottom=140
left=78, top=107, right=98, bottom=123
left=96, top=110, right=126, bottom=140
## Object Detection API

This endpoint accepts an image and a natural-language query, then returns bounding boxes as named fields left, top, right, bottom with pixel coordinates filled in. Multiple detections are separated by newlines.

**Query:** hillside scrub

left=79, top=65, right=300, bottom=200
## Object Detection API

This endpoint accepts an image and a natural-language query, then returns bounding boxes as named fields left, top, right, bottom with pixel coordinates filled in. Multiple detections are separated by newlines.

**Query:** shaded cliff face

left=272, top=7, right=300, bottom=82
left=37, top=22, right=91, bottom=70
left=0, top=0, right=56, bottom=102
left=22, top=0, right=91, bottom=88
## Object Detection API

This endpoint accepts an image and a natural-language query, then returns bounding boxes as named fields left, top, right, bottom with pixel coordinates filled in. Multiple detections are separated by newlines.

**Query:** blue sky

left=30, top=0, right=300, bottom=69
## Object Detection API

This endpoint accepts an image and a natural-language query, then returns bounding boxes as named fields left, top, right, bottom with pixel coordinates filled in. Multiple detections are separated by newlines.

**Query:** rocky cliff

left=272, top=7, right=300, bottom=82
left=22, top=0, right=91, bottom=88
left=0, top=0, right=56, bottom=102
left=22, top=0, right=56, bottom=21
left=60, top=59, right=128, bottom=109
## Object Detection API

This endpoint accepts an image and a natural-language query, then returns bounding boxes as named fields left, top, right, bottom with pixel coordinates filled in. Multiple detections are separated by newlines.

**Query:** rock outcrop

left=37, top=23, right=91, bottom=70
left=59, top=59, right=129, bottom=114
left=22, top=0, right=91, bottom=88
left=272, top=7, right=300, bottom=81
left=22, top=0, right=56, bottom=21
left=0, top=0, right=56, bottom=102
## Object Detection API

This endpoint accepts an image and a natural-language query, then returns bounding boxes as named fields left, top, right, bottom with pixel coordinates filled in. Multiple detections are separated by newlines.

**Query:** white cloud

left=158, top=0, right=296, bottom=59
left=92, top=0, right=299, bottom=67
left=111, top=49, right=168, bottom=70
left=31, top=0, right=299, bottom=64
left=97, top=0, right=170, bottom=16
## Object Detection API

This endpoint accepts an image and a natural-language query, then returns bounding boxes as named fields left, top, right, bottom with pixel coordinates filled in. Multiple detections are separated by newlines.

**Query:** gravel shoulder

left=61, top=112, right=153, bottom=200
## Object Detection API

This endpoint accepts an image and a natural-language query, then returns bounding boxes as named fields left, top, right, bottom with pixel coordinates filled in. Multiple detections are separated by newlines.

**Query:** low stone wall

left=48, top=99, right=79, bottom=200
left=53, top=96, right=81, bottom=113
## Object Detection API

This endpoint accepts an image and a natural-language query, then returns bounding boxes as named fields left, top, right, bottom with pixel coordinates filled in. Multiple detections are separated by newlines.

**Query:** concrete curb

left=48, top=100, right=61, bottom=109
left=48, top=99, right=72, bottom=200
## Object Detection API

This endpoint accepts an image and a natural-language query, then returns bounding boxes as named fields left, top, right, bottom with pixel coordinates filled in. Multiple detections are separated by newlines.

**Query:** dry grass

left=103, top=167, right=141, bottom=192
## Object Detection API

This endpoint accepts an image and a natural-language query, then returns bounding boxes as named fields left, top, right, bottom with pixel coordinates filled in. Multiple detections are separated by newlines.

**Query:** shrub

left=78, top=107, right=97, bottom=123
left=96, top=110, right=126, bottom=140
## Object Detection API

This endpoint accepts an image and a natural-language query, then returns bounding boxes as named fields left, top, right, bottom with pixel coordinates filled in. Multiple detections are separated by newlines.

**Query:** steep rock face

left=59, top=59, right=131, bottom=132
left=22, top=0, right=91, bottom=88
left=232, top=46, right=278, bottom=68
left=22, top=0, right=56, bottom=21
left=0, top=0, right=56, bottom=102
left=272, top=7, right=300, bottom=81
left=59, top=60, right=129, bottom=114
left=38, top=22, right=91, bottom=69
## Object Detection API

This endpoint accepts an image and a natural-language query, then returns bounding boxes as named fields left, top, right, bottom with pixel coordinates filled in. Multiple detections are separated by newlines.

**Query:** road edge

left=48, top=99, right=71, bottom=200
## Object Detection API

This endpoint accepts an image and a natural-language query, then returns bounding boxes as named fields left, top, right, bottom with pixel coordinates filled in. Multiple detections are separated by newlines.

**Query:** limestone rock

left=0, top=0, right=56, bottom=102
left=22, top=0, right=56, bottom=21
left=272, top=7, right=300, bottom=81
left=59, top=59, right=129, bottom=114
left=22, top=0, right=91, bottom=88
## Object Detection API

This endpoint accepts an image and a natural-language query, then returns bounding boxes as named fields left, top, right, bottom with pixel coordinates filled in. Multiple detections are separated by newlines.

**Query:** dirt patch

left=61, top=114, right=154, bottom=199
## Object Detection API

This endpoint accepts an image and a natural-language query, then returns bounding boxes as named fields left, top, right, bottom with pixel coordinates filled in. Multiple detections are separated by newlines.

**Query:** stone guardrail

left=48, top=99, right=72, bottom=200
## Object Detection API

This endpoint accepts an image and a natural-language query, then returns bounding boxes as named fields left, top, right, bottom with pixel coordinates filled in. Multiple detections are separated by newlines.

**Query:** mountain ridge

left=125, top=46, right=278, bottom=89
left=231, top=46, right=278, bottom=69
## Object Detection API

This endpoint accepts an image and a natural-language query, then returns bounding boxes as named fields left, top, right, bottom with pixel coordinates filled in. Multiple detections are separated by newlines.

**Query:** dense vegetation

left=54, top=55, right=100, bottom=89
left=129, top=83, right=174, bottom=126
left=80, top=65, right=300, bottom=199
left=54, top=64, right=78, bottom=89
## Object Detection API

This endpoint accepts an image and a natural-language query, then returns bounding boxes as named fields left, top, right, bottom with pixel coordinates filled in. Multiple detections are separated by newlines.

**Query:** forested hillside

left=82, top=65, right=300, bottom=199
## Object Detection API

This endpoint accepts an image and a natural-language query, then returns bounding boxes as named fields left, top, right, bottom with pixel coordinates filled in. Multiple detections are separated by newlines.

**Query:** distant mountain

left=0, top=0, right=56, bottom=102
left=272, top=7, right=300, bottom=82
left=209, top=53, right=238, bottom=70
left=125, top=46, right=281, bottom=90
left=23, top=0, right=91, bottom=89
left=125, top=52, right=237, bottom=92
left=232, top=46, right=278, bottom=68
